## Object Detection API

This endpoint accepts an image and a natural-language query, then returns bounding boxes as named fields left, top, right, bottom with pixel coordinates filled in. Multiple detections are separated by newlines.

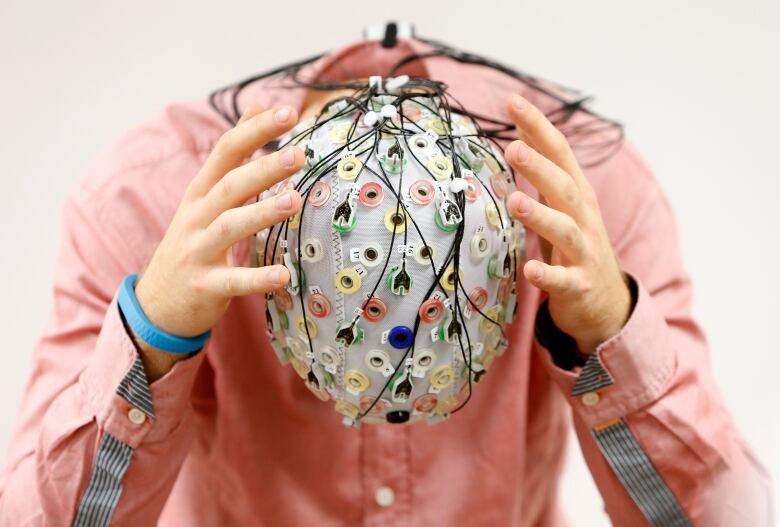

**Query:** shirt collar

left=235, top=38, right=507, bottom=122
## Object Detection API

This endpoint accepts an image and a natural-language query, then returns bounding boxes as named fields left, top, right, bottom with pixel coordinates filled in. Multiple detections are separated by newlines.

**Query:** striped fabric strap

left=593, top=419, right=692, bottom=527
left=571, top=351, right=613, bottom=396
left=116, top=354, right=155, bottom=418
left=73, top=354, right=154, bottom=526
left=72, top=434, right=133, bottom=527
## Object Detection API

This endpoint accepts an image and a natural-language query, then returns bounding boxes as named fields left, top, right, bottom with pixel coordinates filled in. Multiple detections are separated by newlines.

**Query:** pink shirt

left=0, top=38, right=771, bottom=526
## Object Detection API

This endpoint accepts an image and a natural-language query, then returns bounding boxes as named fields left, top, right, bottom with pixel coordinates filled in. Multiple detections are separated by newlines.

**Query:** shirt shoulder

left=63, top=98, right=230, bottom=268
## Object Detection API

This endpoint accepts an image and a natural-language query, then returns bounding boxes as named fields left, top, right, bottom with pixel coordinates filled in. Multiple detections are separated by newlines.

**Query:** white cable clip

left=385, top=75, right=409, bottom=93
left=380, top=104, right=397, bottom=119
left=363, top=111, right=380, bottom=127
left=369, top=75, right=383, bottom=91
left=449, top=177, right=468, bottom=194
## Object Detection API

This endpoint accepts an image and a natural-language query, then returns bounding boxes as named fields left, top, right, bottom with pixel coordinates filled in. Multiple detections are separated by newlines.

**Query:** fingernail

left=280, top=147, right=296, bottom=168
left=268, top=268, right=283, bottom=285
left=534, top=265, right=544, bottom=281
left=515, top=142, right=530, bottom=165
left=512, top=94, right=527, bottom=112
left=515, top=193, right=532, bottom=215
left=274, top=191, right=293, bottom=211
left=274, top=106, right=291, bottom=124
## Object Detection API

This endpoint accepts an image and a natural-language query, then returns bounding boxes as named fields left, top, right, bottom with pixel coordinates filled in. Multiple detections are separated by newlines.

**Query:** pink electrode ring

left=469, top=287, right=489, bottom=311
left=489, top=173, right=508, bottom=199
left=410, top=179, right=435, bottom=205
left=307, top=293, right=332, bottom=318
left=413, top=394, right=438, bottom=413
left=307, top=181, right=331, bottom=207
left=463, top=174, right=482, bottom=202
left=362, top=297, right=387, bottom=322
left=418, top=298, right=445, bottom=323
left=359, top=182, right=384, bottom=207
left=274, top=289, right=294, bottom=311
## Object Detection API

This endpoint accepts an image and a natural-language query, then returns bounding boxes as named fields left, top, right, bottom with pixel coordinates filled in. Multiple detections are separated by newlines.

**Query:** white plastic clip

left=369, top=75, right=383, bottom=91
left=380, top=104, right=397, bottom=119
left=385, top=75, right=410, bottom=93
left=363, top=111, right=380, bottom=127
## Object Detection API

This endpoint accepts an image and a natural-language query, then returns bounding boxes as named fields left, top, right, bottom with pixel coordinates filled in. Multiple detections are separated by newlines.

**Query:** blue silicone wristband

left=117, top=273, right=210, bottom=354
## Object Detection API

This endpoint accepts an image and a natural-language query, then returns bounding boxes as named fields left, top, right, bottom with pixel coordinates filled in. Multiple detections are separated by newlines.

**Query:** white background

left=1, top=1, right=777, bottom=523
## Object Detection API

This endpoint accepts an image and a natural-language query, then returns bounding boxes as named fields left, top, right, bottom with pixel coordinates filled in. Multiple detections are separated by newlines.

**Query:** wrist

left=117, top=303, right=189, bottom=383
left=118, top=273, right=210, bottom=354
left=574, top=272, right=635, bottom=354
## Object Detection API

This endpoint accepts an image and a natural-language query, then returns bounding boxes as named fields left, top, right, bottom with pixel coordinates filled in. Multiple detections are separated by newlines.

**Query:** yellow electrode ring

left=335, top=400, right=360, bottom=419
left=344, top=369, right=370, bottom=394
left=296, top=316, right=318, bottom=339
left=335, top=268, right=362, bottom=295
left=485, top=203, right=502, bottom=228
left=430, top=365, right=455, bottom=390
left=289, top=357, right=310, bottom=380
left=337, top=155, right=363, bottom=181
left=439, top=264, right=463, bottom=292
left=329, top=123, right=351, bottom=145
left=427, top=118, right=449, bottom=137
left=427, top=154, right=453, bottom=180
left=384, top=208, right=409, bottom=233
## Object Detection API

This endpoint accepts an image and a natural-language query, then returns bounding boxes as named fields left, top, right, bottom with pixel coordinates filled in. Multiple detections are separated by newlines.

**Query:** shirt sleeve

left=534, top=144, right=773, bottom=526
left=0, top=188, right=204, bottom=526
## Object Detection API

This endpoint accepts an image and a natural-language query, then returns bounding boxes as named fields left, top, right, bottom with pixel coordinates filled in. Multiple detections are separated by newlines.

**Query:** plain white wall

left=1, top=1, right=777, bottom=523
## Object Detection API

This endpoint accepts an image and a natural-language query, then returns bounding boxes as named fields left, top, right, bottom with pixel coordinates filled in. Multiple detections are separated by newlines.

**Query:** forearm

left=538, top=273, right=772, bottom=525
left=0, top=298, right=203, bottom=526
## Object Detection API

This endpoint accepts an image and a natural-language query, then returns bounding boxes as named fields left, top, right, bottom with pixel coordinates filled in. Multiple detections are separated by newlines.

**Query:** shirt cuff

left=78, top=293, right=205, bottom=448
left=534, top=271, right=677, bottom=428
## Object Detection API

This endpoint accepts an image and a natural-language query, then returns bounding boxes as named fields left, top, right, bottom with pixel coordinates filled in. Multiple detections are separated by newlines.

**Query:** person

left=0, top=35, right=771, bottom=527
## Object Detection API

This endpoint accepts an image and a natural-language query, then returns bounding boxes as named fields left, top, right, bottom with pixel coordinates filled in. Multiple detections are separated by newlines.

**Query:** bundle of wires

left=208, top=35, right=622, bottom=426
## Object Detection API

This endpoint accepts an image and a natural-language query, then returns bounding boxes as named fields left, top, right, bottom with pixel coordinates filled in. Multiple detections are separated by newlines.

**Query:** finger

left=207, top=265, right=290, bottom=297
left=506, top=94, right=590, bottom=193
left=199, top=146, right=304, bottom=222
left=237, top=104, right=264, bottom=124
left=505, top=140, right=587, bottom=222
left=507, top=191, right=585, bottom=262
left=199, top=190, right=302, bottom=256
left=188, top=105, right=299, bottom=198
left=523, top=259, right=578, bottom=296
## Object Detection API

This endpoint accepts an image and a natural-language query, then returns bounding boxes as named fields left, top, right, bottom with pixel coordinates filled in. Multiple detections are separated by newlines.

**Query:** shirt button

left=581, top=392, right=600, bottom=406
left=127, top=407, right=146, bottom=425
left=374, top=485, right=395, bottom=507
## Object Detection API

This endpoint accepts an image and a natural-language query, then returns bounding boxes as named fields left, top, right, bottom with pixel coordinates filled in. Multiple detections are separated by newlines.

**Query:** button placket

left=360, top=424, right=411, bottom=523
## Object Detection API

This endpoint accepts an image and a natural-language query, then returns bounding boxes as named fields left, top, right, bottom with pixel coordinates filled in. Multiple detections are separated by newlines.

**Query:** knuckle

left=560, top=179, right=580, bottom=207
left=214, top=130, right=235, bottom=157
left=217, top=175, right=234, bottom=201
left=561, top=220, right=579, bottom=248
left=578, top=277, right=593, bottom=296
left=223, top=274, right=238, bottom=296
left=255, top=156, right=271, bottom=184
left=177, top=208, right=201, bottom=233
left=213, top=215, right=233, bottom=239
left=191, top=269, right=211, bottom=295
left=254, top=204, right=272, bottom=229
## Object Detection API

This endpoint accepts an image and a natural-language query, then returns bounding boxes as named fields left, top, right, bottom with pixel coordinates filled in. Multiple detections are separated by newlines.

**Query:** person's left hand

left=503, top=93, right=632, bottom=355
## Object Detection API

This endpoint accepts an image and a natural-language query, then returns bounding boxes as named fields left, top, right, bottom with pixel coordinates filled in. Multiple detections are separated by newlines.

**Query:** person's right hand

left=132, top=104, right=304, bottom=379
